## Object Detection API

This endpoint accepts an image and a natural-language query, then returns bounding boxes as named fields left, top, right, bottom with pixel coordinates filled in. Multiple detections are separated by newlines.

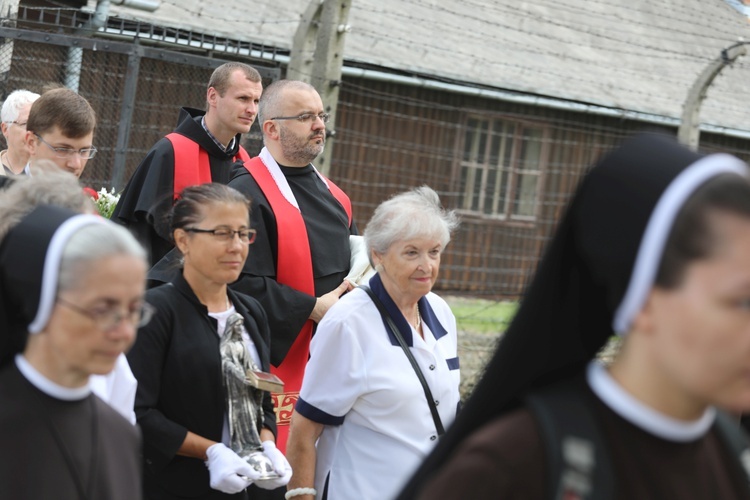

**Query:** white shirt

left=297, top=285, right=461, bottom=500
left=90, top=354, right=138, bottom=424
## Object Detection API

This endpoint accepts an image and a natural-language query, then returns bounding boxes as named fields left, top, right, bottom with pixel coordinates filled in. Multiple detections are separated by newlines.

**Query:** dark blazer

left=128, top=272, right=277, bottom=499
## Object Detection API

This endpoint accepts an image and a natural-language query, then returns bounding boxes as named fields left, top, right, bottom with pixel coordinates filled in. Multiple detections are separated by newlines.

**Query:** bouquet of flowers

left=84, top=187, right=121, bottom=219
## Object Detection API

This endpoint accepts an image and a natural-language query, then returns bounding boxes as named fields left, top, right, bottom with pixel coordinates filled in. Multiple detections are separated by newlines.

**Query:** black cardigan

left=128, top=273, right=277, bottom=498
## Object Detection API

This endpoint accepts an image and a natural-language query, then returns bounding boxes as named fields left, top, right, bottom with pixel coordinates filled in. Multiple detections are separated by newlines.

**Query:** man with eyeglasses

left=113, top=62, right=264, bottom=267
left=0, top=89, right=39, bottom=178
left=229, top=80, right=356, bottom=457
left=24, top=87, right=97, bottom=179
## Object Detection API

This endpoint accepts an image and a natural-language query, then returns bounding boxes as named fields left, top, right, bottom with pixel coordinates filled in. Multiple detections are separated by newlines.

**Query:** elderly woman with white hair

left=285, top=185, right=461, bottom=500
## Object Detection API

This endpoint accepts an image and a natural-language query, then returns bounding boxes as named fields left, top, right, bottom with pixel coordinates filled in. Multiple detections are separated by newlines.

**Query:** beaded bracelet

left=285, top=487, right=317, bottom=499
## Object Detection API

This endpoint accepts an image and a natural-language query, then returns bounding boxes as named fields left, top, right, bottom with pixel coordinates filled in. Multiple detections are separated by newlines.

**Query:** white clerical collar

left=258, top=147, right=329, bottom=211
left=15, top=354, right=91, bottom=401
left=587, top=361, right=715, bottom=442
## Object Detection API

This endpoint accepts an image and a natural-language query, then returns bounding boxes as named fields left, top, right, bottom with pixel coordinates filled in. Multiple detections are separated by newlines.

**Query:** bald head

left=258, top=80, right=319, bottom=126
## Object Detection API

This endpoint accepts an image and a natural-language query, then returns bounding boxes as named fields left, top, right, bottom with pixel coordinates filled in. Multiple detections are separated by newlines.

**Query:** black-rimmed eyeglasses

left=184, top=227, right=257, bottom=244
left=57, top=298, right=156, bottom=332
left=270, top=113, right=330, bottom=124
left=35, top=134, right=98, bottom=160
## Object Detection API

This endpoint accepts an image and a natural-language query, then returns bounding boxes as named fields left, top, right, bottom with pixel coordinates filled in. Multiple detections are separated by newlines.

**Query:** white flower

left=95, top=187, right=121, bottom=219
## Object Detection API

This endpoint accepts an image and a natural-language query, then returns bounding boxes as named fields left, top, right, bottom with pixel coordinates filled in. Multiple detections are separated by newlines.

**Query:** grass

left=443, top=296, right=518, bottom=335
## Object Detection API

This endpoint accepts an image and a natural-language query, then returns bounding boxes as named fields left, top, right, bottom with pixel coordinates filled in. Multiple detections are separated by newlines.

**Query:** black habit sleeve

left=127, top=284, right=193, bottom=474
left=112, top=140, right=176, bottom=266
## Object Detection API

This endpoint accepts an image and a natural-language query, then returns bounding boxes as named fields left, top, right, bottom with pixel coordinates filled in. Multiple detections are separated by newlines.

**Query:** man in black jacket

left=112, top=62, right=263, bottom=265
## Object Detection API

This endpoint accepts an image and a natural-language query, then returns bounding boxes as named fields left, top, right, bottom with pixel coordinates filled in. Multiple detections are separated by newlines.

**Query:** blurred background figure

left=285, top=186, right=460, bottom=500
left=127, top=183, right=291, bottom=499
left=0, top=204, right=148, bottom=499
left=399, top=133, right=750, bottom=499
left=0, top=89, right=39, bottom=177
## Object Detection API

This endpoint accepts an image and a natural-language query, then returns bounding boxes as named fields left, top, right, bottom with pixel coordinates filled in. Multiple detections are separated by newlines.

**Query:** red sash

left=167, top=133, right=251, bottom=200
left=243, top=156, right=351, bottom=451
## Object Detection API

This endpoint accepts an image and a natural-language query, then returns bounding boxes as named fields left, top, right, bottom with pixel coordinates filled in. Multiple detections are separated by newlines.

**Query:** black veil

left=397, top=133, right=748, bottom=498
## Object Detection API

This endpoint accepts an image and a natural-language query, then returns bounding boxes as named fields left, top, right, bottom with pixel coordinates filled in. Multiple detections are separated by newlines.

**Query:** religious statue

left=220, top=313, right=279, bottom=479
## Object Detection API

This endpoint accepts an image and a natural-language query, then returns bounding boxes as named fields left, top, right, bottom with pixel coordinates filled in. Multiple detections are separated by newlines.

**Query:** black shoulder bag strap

left=713, top=411, right=750, bottom=494
left=526, top=377, right=614, bottom=500
left=360, top=285, right=445, bottom=436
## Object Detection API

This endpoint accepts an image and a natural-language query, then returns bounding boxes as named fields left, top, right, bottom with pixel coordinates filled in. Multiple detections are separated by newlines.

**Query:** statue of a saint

left=220, top=312, right=279, bottom=479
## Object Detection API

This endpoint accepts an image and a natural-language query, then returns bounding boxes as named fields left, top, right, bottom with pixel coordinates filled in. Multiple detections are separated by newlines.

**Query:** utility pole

left=287, top=0, right=352, bottom=175
left=678, top=42, right=747, bottom=150
left=0, top=0, right=21, bottom=89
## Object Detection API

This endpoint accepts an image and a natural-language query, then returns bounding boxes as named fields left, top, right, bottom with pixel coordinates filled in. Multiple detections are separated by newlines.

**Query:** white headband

left=28, top=214, right=106, bottom=334
left=612, top=153, right=749, bottom=334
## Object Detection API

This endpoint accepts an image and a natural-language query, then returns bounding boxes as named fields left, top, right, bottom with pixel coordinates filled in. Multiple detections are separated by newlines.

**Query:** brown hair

left=169, top=183, right=251, bottom=238
left=207, top=62, right=261, bottom=97
left=656, top=174, right=750, bottom=288
left=26, top=88, right=96, bottom=138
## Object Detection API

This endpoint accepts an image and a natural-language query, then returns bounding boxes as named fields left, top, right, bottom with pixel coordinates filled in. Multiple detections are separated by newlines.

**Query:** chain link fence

left=0, top=20, right=280, bottom=190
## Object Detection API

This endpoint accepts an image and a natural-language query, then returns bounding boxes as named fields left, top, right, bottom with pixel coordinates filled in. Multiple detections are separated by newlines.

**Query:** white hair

left=0, top=162, right=94, bottom=239
left=1, top=89, right=40, bottom=123
left=364, top=185, right=459, bottom=264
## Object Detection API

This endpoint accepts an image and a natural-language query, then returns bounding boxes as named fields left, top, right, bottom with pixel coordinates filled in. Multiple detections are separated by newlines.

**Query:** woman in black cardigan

left=128, top=183, right=291, bottom=499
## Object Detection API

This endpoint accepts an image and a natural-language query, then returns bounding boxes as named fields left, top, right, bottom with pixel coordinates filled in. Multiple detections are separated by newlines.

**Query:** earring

left=375, top=263, right=384, bottom=273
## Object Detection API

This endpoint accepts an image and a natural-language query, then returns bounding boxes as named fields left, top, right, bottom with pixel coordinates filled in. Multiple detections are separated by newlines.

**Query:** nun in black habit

left=0, top=205, right=147, bottom=499
left=398, top=133, right=750, bottom=500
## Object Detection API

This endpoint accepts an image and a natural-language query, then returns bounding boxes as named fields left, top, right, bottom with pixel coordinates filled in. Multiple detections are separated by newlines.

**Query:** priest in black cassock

left=228, top=80, right=356, bottom=456
left=112, top=62, right=263, bottom=266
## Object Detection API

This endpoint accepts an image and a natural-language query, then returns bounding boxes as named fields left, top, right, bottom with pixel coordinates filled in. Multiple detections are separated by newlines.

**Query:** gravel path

left=457, top=330, right=500, bottom=401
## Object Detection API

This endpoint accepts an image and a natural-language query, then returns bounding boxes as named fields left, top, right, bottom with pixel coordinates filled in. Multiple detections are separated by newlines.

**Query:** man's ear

left=206, top=86, right=218, bottom=109
left=262, top=119, right=280, bottom=141
left=24, top=130, right=37, bottom=155
left=0, top=122, right=9, bottom=137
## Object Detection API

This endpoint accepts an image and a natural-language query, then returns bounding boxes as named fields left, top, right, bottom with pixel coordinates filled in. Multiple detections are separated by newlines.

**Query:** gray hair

left=57, top=221, right=146, bottom=293
left=364, top=186, right=459, bottom=263
left=258, top=79, right=318, bottom=126
left=1, top=89, right=40, bottom=123
left=0, top=161, right=145, bottom=293
left=0, top=162, right=94, bottom=239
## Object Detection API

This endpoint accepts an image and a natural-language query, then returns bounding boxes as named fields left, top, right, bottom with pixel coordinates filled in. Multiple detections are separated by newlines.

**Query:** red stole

left=166, top=133, right=251, bottom=199
left=243, top=156, right=351, bottom=452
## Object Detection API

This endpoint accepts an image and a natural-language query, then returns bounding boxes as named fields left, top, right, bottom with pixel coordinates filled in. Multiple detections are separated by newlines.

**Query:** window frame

left=454, top=114, right=549, bottom=224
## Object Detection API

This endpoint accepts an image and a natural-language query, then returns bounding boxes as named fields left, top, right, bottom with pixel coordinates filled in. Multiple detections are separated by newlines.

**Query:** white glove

left=253, top=440, right=292, bottom=490
left=205, top=443, right=260, bottom=494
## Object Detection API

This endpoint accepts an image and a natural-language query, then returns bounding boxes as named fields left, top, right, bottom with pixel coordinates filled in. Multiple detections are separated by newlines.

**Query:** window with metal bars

left=458, top=116, right=547, bottom=221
